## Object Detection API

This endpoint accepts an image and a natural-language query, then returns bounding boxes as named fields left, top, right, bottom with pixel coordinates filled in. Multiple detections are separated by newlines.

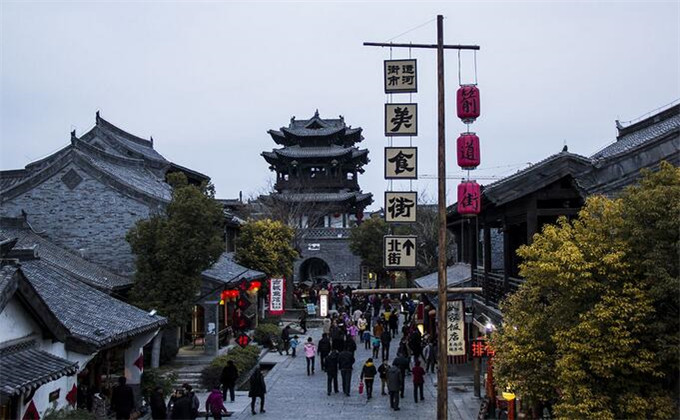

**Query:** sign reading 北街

left=385, top=191, right=417, bottom=223
left=447, top=300, right=466, bottom=356
left=384, top=59, right=417, bottom=93
left=385, top=103, right=418, bottom=136
left=383, top=235, right=417, bottom=269
left=385, top=147, right=417, bottom=179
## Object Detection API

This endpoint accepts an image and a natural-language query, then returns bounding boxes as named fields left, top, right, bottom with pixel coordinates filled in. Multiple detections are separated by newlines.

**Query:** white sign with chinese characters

left=385, top=147, right=417, bottom=179
left=383, top=235, right=417, bottom=269
left=385, top=103, right=418, bottom=136
left=446, top=300, right=466, bottom=356
left=269, top=277, right=285, bottom=315
left=319, top=290, right=329, bottom=317
left=385, top=191, right=417, bottom=223
left=384, top=59, right=417, bottom=93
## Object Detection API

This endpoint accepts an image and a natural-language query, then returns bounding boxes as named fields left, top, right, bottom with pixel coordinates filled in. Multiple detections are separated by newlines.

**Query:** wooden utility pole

left=364, top=15, right=480, bottom=420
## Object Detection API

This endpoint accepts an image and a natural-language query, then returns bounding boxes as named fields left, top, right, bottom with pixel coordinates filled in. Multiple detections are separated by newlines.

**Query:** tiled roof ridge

left=73, top=136, right=147, bottom=168
left=96, top=112, right=154, bottom=148
left=93, top=125, right=168, bottom=167
left=0, top=148, right=75, bottom=201
left=617, top=103, right=680, bottom=136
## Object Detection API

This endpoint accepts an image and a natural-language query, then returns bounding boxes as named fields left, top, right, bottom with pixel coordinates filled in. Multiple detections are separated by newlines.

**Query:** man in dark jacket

left=171, top=389, right=193, bottom=420
left=220, top=360, right=239, bottom=402
left=386, top=364, right=402, bottom=411
left=338, top=349, right=355, bottom=396
left=325, top=349, right=340, bottom=395
left=318, top=333, right=332, bottom=372
left=281, top=325, right=291, bottom=355
left=344, top=335, right=357, bottom=355
left=380, top=329, right=392, bottom=361
left=393, top=354, right=410, bottom=398
left=182, top=383, right=199, bottom=419
left=110, top=376, right=134, bottom=420
left=149, top=387, right=167, bottom=420
left=359, top=358, right=377, bottom=400
left=412, top=360, right=426, bottom=403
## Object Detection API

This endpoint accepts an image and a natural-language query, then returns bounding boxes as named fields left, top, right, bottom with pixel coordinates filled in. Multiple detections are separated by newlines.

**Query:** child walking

left=290, top=335, right=300, bottom=357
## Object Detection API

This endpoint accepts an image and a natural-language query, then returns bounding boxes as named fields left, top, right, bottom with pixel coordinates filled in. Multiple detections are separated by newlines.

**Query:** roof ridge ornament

left=314, top=109, right=320, bottom=117
left=96, top=110, right=100, bottom=124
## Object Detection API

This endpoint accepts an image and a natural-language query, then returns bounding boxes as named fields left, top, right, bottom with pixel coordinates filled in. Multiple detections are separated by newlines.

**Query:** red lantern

left=457, top=85, right=480, bottom=123
left=457, top=181, right=481, bottom=215
left=457, top=132, right=480, bottom=169
left=249, top=281, right=261, bottom=293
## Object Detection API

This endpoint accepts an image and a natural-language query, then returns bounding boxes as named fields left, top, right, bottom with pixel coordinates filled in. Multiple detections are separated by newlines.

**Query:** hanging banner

left=319, top=290, right=329, bottom=317
left=446, top=300, right=466, bottom=356
left=268, top=277, right=286, bottom=315
left=385, top=147, right=417, bottom=179
left=385, top=103, right=418, bottom=136
left=385, top=191, right=417, bottom=223
left=383, top=235, right=417, bottom=269
left=384, top=59, right=417, bottom=93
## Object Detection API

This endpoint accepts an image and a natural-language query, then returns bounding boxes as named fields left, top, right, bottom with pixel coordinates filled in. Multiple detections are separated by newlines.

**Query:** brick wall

left=294, top=236, right=362, bottom=286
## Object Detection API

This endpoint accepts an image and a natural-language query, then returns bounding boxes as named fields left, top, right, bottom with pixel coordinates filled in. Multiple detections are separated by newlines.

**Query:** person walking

left=304, top=337, right=317, bottom=375
left=378, top=359, right=390, bottom=396
left=344, top=333, right=357, bottom=356
left=281, top=325, right=291, bottom=355
left=412, top=360, right=426, bottom=403
left=290, top=335, right=300, bottom=357
left=170, top=388, right=193, bottom=420
left=387, top=363, right=402, bottom=411
left=220, top=360, right=238, bottom=402
left=393, top=353, right=410, bottom=398
left=389, top=311, right=399, bottom=338
left=318, top=333, right=331, bottom=372
left=362, top=329, right=371, bottom=350
left=249, top=367, right=267, bottom=415
left=380, top=329, right=392, bottom=361
left=359, top=358, right=377, bottom=400
left=371, top=334, right=381, bottom=359
left=110, top=376, right=134, bottom=420
left=338, top=348, right=355, bottom=396
left=325, top=349, right=340, bottom=395
left=182, top=383, right=199, bottom=419
left=373, top=322, right=384, bottom=341
left=299, top=310, right=308, bottom=334
left=426, top=339, right=437, bottom=373
left=149, top=387, right=167, bottom=420
left=206, top=387, right=232, bottom=419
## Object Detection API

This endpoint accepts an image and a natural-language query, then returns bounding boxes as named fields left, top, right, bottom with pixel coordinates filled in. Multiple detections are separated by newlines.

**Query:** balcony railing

left=472, top=268, right=524, bottom=309
left=301, top=228, right=352, bottom=239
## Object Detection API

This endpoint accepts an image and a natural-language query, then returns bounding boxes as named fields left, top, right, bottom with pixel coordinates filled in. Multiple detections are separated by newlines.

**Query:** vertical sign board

left=268, top=277, right=286, bottom=316
left=319, top=290, right=329, bottom=317
left=385, top=191, right=417, bottom=223
left=385, top=147, right=418, bottom=179
left=384, top=59, right=418, bottom=93
left=447, top=300, right=466, bottom=356
left=385, top=103, right=418, bottom=136
left=383, top=235, right=417, bottom=269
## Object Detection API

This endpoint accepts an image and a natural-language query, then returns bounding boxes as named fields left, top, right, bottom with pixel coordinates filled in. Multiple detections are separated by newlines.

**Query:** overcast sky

left=1, top=1, right=678, bottom=209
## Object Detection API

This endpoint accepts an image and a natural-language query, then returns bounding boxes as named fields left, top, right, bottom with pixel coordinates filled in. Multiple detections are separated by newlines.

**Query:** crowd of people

left=284, top=291, right=439, bottom=411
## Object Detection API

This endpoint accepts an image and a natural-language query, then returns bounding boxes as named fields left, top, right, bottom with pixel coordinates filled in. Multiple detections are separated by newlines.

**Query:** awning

left=0, top=347, right=78, bottom=396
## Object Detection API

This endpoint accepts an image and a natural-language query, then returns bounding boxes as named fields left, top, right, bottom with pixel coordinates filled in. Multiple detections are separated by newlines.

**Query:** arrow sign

left=403, top=239, right=415, bottom=256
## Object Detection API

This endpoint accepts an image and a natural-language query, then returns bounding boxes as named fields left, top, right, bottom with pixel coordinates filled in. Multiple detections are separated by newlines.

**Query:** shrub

left=201, top=345, right=261, bottom=389
left=44, top=408, right=95, bottom=420
left=141, top=368, right=177, bottom=400
left=253, top=323, right=281, bottom=347
left=260, top=316, right=281, bottom=325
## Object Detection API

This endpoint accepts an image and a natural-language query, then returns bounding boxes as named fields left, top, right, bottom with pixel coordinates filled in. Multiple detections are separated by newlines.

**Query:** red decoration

left=22, top=401, right=39, bottom=420
left=472, top=338, right=495, bottom=358
left=457, top=85, right=480, bottom=123
left=66, top=384, right=77, bottom=406
left=236, top=333, right=251, bottom=348
left=239, top=281, right=249, bottom=292
left=134, top=354, right=144, bottom=371
left=457, top=181, right=481, bottom=215
left=249, top=281, right=261, bottom=293
left=456, top=133, right=480, bottom=169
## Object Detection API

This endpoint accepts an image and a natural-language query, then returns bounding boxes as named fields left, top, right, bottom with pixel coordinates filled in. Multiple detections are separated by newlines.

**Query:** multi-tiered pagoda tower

left=262, top=111, right=373, bottom=286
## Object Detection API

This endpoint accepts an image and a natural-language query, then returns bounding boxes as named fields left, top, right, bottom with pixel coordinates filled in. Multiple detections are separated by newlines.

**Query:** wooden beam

left=351, top=287, right=483, bottom=295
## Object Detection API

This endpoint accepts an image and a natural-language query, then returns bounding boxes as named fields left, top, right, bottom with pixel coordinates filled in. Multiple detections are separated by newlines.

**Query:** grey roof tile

left=0, top=346, right=78, bottom=396
left=202, top=252, right=265, bottom=285
left=273, top=191, right=373, bottom=203
left=414, top=263, right=471, bottom=289
left=19, top=260, right=166, bottom=349
left=0, top=221, right=132, bottom=292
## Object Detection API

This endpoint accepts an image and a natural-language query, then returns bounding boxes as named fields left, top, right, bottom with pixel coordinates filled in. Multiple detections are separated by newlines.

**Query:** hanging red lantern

left=457, top=181, right=481, bottom=215
left=457, top=132, right=480, bottom=169
left=249, top=281, right=262, bottom=293
left=457, top=85, right=480, bottom=123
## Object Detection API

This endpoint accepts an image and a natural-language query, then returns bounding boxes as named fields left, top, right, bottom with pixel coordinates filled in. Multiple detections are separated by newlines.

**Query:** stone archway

left=299, top=257, right=331, bottom=284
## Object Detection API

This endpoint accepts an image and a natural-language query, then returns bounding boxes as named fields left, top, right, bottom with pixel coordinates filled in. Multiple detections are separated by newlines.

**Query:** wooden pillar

left=503, top=219, right=512, bottom=293
left=483, top=224, right=491, bottom=306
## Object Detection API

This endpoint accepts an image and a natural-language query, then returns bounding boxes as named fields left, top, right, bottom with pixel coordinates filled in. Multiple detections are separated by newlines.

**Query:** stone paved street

left=221, top=326, right=481, bottom=420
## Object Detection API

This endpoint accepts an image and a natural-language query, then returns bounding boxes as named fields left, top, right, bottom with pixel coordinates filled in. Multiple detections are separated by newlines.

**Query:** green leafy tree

left=349, top=216, right=389, bottom=286
left=492, top=163, right=679, bottom=419
left=127, top=173, right=225, bottom=326
left=234, top=219, right=298, bottom=279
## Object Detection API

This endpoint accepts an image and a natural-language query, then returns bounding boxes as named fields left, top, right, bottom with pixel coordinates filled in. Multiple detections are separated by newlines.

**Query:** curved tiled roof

left=0, top=346, right=78, bottom=396
left=0, top=221, right=132, bottom=292
left=202, top=252, right=265, bottom=285
left=273, top=191, right=373, bottom=204
left=19, top=259, right=166, bottom=350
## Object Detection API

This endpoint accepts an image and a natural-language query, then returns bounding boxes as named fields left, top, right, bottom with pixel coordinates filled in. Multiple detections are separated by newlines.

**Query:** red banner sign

left=269, top=277, right=286, bottom=315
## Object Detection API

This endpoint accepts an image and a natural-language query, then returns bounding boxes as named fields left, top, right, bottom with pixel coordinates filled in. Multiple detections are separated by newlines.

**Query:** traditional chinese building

left=448, top=103, right=680, bottom=330
left=262, top=111, right=373, bottom=286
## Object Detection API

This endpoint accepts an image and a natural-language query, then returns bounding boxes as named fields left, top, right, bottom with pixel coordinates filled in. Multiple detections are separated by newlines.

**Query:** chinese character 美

left=390, top=107, right=413, bottom=132
left=388, top=151, right=415, bottom=175
left=388, top=196, right=415, bottom=219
